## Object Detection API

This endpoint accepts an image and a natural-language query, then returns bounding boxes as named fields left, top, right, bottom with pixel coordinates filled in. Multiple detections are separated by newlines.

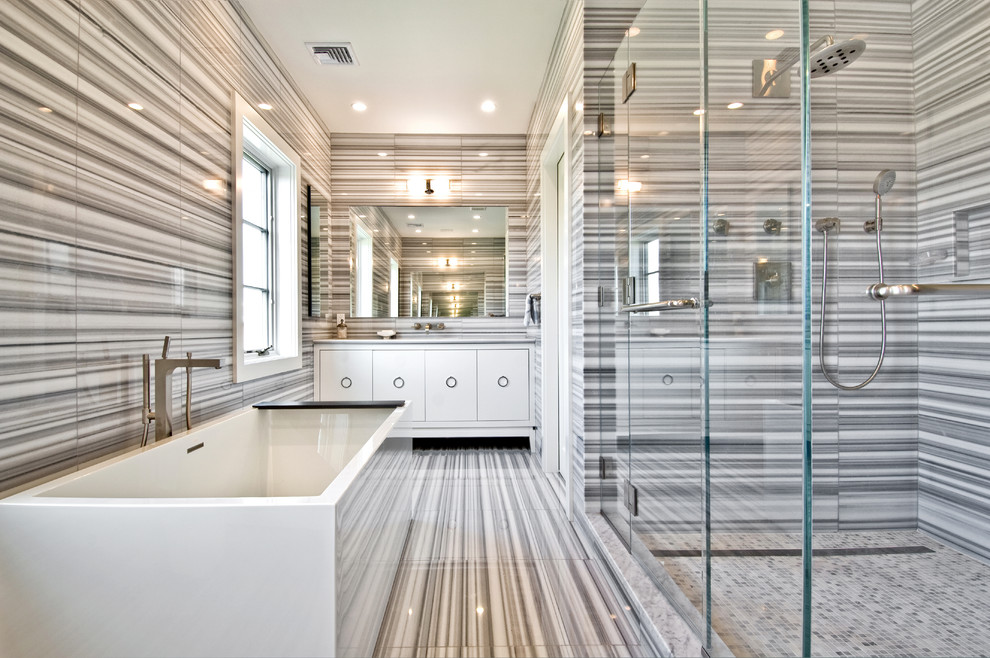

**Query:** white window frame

left=354, top=222, right=373, bottom=316
left=232, top=92, right=301, bottom=383
left=389, top=257, right=399, bottom=316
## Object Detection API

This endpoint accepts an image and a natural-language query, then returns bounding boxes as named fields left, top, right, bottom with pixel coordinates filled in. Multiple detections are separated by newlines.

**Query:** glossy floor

left=374, top=449, right=649, bottom=657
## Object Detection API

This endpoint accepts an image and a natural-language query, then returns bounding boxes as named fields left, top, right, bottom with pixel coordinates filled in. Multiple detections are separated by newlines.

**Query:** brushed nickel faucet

left=141, top=336, right=221, bottom=445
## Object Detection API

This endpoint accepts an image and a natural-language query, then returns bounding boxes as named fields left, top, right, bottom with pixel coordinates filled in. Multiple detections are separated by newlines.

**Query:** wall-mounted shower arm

left=867, top=282, right=990, bottom=300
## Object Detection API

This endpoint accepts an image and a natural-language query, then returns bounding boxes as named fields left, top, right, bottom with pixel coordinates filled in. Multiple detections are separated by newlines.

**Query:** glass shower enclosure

left=593, top=0, right=990, bottom=656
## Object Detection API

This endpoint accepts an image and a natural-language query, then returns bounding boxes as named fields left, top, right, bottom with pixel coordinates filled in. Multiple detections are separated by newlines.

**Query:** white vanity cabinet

left=478, top=349, right=530, bottom=421
left=425, top=350, right=477, bottom=422
left=317, top=349, right=372, bottom=401
left=372, top=350, right=425, bottom=421
left=314, top=339, right=534, bottom=439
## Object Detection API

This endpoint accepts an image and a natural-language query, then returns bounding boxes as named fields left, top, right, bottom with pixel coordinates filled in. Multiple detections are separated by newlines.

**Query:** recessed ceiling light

left=471, top=228, right=479, bottom=233
left=257, top=102, right=273, bottom=111
left=480, top=100, right=496, bottom=112
left=38, top=106, right=53, bottom=113
left=575, top=101, right=584, bottom=112
left=358, top=214, right=366, bottom=218
left=473, top=215, right=481, bottom=219
left=693, top=108, right=706, bottom=116
left=471, top=242, right=477, bottom=245
left=351, top=101, right=367, bottom=112
left=765, top=29, right=785, bottom=40
left=640, top=154, right=650, bottom=159
left=422, top=242, right=427, bottom=245
left=373, top=229, right=379, bottom=232
left=127, top=103, right=144, bottom=111
left=407, top=214, right=415, bottom=219
left=414, top=229, right=422, bottom=233
left=478, top=152, right=488, bottom=157
left=377, top=152, right=389, bottom=157
left=727, top=102, right=744, bottom=109
left=584, top=130, right=593, bottom=135
left=626, top=27, right=641, bottom=37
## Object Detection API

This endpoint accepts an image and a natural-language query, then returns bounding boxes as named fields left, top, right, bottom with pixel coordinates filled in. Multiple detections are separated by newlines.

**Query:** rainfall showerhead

left=809, top=39, right=866, bottom=78
left=873, top=169, right=896, bottom=196
left=757, top=36, right=867, bottom=97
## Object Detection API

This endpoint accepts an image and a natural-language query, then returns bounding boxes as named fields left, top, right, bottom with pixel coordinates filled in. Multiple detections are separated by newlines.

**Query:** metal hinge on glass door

left=623, top=479, right=639, bottom=516
left=622, top=63, right=637, bottom=103
left=621, top=277, right=636, bottom=306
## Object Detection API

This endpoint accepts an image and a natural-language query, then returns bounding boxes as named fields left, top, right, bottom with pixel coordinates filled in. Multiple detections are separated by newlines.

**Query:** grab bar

left=621, top=298, right=700, bottom=313
left=867, top=283, right=990, bottom=300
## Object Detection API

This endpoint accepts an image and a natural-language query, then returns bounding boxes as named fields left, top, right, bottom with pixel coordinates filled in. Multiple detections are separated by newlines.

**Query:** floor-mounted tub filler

left=0, top=401, right=411, bottom=658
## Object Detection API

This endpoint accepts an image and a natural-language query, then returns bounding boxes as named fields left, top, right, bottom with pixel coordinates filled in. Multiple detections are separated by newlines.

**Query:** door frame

left=540, top=99, right=573, bottom=515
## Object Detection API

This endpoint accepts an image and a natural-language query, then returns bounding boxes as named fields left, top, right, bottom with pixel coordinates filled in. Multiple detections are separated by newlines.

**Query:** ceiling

left=370, top=206, right=506, bottom=239
left=235, top=0, right=568, bottom=135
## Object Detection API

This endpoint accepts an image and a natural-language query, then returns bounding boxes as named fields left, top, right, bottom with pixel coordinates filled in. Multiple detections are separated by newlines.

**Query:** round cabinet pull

left=340, top=377, right=352, bottom=389
left=393, top=377, right=405, bottom=389
left=445, top=376, right=457, bottom=388
left=497, top=376, right=509, bottom=388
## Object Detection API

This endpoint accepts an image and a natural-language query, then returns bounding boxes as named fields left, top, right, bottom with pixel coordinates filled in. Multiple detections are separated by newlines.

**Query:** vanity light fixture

left=405, top=177, right=450, bottom=197
left=437, top=257, right=457, bottom=268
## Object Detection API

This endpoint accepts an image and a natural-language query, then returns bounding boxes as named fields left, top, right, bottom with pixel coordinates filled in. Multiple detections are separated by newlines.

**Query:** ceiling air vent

left=306, top=42, right=358, bottom=66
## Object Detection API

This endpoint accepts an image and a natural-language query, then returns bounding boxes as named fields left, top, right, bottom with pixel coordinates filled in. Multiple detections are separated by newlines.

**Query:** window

left=389, top=258, right=399, bottom=317
left=232, top=93, right=301, bottom=383
left=354, top=224, right=372, bottom=316
left=645, top=237, right=660, bottom=303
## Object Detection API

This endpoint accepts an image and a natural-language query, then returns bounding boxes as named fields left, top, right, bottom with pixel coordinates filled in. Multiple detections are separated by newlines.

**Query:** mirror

left=306, top=184, right=329, bottom=318
left=349, top=206, right=507, bottom=318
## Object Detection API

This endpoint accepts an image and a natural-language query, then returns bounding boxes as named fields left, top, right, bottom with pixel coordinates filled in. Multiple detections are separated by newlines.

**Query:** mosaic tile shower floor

left=374, top=449, right=649, bottom=658
left=643, top=530, right=990, bottom=657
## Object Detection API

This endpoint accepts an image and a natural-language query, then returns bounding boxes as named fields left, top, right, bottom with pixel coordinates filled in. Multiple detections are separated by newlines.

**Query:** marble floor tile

left=376, top=449, right=646, bottom=658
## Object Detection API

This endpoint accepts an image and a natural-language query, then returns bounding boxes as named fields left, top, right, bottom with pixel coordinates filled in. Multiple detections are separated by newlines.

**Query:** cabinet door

left=425, top=350, right=477, bottom=422
left=373, top=350, right=425, bottom=421
left=478, top=349, right=530, bottom=421
left=317, top=350, right=373, bottom=401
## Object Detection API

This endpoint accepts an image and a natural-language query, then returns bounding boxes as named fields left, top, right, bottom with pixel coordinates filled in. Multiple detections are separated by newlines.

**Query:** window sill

left=234, top=352, right=302, bottom=383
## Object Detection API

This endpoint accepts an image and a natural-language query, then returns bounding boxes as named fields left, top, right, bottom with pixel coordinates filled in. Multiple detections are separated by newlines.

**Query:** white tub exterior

left=0, top=402, right=411, bottom=658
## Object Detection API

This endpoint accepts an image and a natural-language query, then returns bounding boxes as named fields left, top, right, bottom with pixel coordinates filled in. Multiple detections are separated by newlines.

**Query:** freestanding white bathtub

left=0, top=401, right=411, bottom=658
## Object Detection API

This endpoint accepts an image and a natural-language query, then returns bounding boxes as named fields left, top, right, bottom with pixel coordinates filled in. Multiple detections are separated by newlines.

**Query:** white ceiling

left=369, top=206, right=507, bottom=239
left=236, top=0, right=568, bottom=135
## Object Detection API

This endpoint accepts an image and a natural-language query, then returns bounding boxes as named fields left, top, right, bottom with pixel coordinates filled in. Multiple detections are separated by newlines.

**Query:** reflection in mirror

left=307, top=184, right=329, bottom=317
left=350, top=206, right=507, bottom=318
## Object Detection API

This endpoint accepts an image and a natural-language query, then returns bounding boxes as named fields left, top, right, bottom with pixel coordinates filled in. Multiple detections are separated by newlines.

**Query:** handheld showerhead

left=873, top=169, right=896, bottom=197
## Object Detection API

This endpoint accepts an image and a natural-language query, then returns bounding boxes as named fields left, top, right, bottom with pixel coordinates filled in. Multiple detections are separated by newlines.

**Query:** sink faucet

left=145, top=336, right=221, bottom=443
left=424, top=323, right=432, bottom=334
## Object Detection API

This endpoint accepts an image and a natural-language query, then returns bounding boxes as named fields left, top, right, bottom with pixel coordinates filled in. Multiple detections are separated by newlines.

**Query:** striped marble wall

left=913, top=0, right=990, bottom=561
left=349, top=205, right=403, bottom=317
left=0, top=0, right=333, bottom=493
left=580, top=0, right=921, bottom=538
left=327, top=133, right=530, bottom=326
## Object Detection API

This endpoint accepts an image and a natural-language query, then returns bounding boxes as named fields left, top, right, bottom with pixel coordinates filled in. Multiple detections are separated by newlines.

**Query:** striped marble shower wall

left=0, top=0, right=333, bottom=494
left=914, top=0, right=990, bottom=562
left=578, top=0, right=921, bottom=537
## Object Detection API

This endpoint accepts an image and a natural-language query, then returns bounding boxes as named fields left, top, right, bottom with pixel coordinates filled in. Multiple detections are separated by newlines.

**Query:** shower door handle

left=867, top=282, right=990, bottom=300
left=620, top=298, right=701, bottom=313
